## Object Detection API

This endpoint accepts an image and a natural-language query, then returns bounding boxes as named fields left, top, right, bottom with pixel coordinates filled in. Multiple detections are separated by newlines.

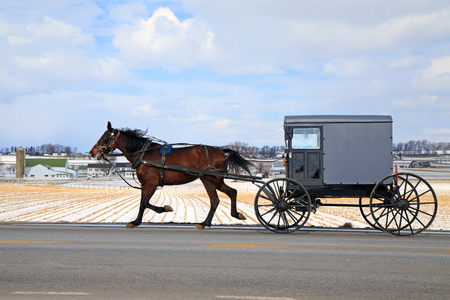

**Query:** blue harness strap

left=159, top=144, right=172, bottom=155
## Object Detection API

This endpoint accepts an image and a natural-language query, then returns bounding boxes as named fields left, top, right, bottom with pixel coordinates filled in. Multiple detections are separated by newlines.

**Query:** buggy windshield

left=292, top=128, right=321, bottom=149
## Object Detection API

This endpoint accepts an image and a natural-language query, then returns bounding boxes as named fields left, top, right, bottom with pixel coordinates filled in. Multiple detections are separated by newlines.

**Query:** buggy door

left=287, top=127, right=323, bottom=186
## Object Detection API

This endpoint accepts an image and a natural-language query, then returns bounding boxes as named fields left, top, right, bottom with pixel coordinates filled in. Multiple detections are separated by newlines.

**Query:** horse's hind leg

left=126, top=185, right=173, bottom=228
left=197, top=177, right=221, bottom=230
left=217, top=180, right=246, bottom=221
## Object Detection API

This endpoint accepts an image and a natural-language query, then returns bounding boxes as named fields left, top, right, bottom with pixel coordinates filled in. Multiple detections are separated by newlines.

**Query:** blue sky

left=1, top=0, right=449, bottom=153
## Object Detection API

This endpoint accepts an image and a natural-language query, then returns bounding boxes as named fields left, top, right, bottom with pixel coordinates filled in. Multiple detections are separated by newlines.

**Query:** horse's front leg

left=126, top=186, right=173, bottom=228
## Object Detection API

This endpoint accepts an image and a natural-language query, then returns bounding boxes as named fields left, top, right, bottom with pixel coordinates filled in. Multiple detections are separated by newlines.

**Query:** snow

left=0, top=179, right=449, bottom=231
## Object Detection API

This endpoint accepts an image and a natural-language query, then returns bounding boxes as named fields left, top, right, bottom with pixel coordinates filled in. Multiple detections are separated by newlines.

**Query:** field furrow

left=1, top=181, right=448, bottom=230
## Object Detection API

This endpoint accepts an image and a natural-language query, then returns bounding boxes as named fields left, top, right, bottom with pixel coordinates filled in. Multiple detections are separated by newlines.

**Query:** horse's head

left=90, top=121, right=120, bottom=160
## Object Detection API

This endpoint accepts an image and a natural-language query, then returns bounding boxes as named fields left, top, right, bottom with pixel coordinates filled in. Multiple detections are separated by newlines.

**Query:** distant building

left=77, top=165, right=88, bottom=178
left=87, top=163, right=113, bottom=178
left=25, top=158, right=76, bottom=179
left=115, top=162, right=134, bottom=178
left=269, top=159, right=285, bottom=177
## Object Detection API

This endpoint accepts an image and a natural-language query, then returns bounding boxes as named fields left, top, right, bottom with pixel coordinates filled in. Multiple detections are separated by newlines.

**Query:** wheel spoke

left=406, top=209, right=428, bottom=229
left=286, top=184, right=303, bottom=201
left=385, top=208, right=395, bottom=229
left=259, top=191, right=276, bottom=203
left=391, top=209, right=401, bottom=233
left=286, top=209, right=300, bottom=224
left=259, top=206, right=277, bottom=218
left=402, top=174, right=409, bottom=196
left=408, top=206, right=435, bottom=218
left=280, top=212, right=289, bottom=228
left=276, top=212, right=283, bottom=231
left=403, top=210, right=414, bottom=235
left=414, top=201, right=436, bottom=205
left=270, top=210, right=280, bottom=227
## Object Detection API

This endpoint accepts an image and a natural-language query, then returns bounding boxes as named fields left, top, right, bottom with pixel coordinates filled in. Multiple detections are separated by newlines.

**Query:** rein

left=101, top=155, right=143, bottom=190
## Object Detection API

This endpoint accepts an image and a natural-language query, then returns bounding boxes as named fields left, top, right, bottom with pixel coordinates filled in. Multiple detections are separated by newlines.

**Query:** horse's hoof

left=196, top=224, right=205, bottom=230
left=164, top=205, right=174, bottom=212
left=126, top=223, right=135, bottom=229
left=238, top=213, right=247, bottom=220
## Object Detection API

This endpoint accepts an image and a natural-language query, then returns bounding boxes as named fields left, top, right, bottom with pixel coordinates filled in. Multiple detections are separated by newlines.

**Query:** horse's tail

left=222, top=149, right=255, bottom=175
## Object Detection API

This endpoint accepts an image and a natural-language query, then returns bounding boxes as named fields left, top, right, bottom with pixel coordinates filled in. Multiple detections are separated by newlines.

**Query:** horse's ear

left=107, top=121, right=113, bottom=132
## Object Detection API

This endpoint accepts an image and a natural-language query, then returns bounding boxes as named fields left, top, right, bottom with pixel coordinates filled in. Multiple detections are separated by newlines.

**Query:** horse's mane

left=119, top=127, right=150, bottom=153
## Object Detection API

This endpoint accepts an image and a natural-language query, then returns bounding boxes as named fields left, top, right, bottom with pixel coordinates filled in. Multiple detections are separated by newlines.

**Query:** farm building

left=115, top=162, right=134, bottom=178
left=77, top=165, right=88, bottom=178
left=25, top=158, right=76, bottom=179
left=87, top=163, right=113, bottom=178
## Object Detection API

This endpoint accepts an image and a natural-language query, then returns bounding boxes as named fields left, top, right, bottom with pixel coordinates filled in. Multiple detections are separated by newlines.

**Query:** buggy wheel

left=369, top=173, right=438, bottom=236
left=359, top=197, right=382, bottom=231
left=254, top=178, right=311, bottom=233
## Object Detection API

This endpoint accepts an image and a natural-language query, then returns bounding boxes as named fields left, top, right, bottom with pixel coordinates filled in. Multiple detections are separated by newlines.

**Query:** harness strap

left=159, top=144, right=172, bottom=187
left=102, top=156, right=142, bottom=190
left=132, top=141, right=150, bottom=169
left=203, top=145, right=212, bottom=170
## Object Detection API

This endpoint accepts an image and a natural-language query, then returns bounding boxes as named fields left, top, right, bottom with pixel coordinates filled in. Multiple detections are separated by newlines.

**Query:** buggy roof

left=284, top=115, right=392, bottom=125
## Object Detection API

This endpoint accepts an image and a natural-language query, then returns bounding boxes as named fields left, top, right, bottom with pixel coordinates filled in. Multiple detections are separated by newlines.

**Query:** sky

left=1, top=0, right=449, bottom=153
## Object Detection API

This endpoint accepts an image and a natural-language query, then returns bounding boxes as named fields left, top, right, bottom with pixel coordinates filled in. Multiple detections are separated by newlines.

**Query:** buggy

left=254, top=115, right=438, bottom=235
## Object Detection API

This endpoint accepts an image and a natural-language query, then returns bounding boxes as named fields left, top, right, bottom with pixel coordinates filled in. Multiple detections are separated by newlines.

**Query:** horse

left=90, top=121, right=255, bottom=230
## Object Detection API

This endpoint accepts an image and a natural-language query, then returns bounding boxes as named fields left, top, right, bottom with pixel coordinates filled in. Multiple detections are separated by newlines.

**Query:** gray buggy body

left=283, top=115, right=393, bottom=197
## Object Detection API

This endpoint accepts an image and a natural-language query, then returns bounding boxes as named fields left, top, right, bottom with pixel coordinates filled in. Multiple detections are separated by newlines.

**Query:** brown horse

left=90, top=122, right=254, bottom=230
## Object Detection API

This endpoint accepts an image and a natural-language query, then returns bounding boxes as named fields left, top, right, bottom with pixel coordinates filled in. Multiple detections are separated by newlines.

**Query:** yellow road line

left=0, top=240, right=70, bottom=245
left=199, top=243, right=300, bottom=249
left=12, top=291, right=89, bottom=296
left=431, top=249, right=450, bottom=254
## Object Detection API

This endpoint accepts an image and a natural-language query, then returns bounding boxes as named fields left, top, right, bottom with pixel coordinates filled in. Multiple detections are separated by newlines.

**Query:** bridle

left=96, top=131, right=120, bottom=158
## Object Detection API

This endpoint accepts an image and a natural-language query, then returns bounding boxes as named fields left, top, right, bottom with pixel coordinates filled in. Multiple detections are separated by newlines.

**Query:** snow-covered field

left=0, top=179, right=449, bottom=231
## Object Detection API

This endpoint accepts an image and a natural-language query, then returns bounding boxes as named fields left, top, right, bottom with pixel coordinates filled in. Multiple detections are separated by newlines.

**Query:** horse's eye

left=102, top=136, right=109, bottom=144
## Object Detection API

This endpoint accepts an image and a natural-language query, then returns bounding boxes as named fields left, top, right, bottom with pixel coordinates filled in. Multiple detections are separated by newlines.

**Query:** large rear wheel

left=369, top=173, right=438, bottom=236
left=254, top=178, right=311, bottom=233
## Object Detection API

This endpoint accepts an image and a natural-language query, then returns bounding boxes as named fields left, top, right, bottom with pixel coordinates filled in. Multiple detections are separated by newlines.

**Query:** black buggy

left=254, top=115, right=438, bottom=236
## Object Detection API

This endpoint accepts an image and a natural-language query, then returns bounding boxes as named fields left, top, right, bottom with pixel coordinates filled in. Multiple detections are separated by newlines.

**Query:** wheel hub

left=397, top=199, right=410, bottom=211
left=277, top=200, right=288, bottom=212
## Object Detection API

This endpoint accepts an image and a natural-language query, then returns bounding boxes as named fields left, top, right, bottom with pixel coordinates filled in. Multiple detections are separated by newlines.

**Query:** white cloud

left=179, top=1, right=450, bottom=74
left=389, top=56, right=420, bottom=68
left=412, top=56, right=450, bottom=91
left=392, top=94, right=439, bottom=108
left=131, top=103, right=159, bottom=117
left=424, top=128, right=450, bottom=135
left=0, top=16, right=97, bottom=101
left=323, top=59, right=368, bottom=76
left=214, top=118, right=231, bottom=127
left=113, top=7, right=217, bottom=70
left=94, top=58, right=129, bottom=83
left=8, top=16, right=93, bottom=48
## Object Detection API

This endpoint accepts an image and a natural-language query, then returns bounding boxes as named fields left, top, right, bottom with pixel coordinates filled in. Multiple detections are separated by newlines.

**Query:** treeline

left=3, top=140, right=448, bottom=157
left=225, top=141, right=284, bottom=158
left=393, top=140, right=450, bottom=154
left=1, top=144, right=78, bottom=156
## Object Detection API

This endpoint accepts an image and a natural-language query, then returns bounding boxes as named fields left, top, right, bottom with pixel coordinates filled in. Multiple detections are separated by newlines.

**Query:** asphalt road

left=1, top=224, right=449, bottom=300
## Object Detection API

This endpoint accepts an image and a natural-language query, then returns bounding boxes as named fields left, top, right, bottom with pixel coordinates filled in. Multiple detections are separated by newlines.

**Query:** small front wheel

left=254, top=178, right=311, bottom=233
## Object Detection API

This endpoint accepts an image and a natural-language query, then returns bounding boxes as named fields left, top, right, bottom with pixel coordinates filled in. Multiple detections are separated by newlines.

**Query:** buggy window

left=292, top=128, right=321, bottom=149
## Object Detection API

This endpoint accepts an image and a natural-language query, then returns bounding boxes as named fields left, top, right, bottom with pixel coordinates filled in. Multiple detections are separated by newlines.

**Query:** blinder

left=96, top=131, right=120, bottom=158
